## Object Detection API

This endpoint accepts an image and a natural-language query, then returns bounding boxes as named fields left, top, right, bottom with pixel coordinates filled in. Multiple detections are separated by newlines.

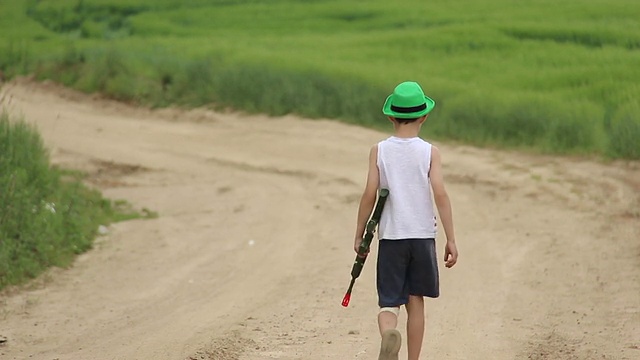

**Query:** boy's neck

left=393, top=123, right=422, bottom=138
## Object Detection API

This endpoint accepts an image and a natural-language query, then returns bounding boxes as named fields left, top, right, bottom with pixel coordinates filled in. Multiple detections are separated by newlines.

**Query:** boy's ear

left=387, top=116, right=396, bottom=124
left=419, top=114, right=429, bottom=124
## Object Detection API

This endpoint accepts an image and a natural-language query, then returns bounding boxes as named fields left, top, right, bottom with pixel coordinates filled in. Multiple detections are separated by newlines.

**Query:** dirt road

left=1, top=79, right=638, bottom=360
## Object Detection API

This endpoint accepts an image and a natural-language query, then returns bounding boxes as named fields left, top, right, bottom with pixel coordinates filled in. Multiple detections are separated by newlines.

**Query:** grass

left=0, top=0, right=639, bottom=158
left=0, top=111, right=154, bottom=290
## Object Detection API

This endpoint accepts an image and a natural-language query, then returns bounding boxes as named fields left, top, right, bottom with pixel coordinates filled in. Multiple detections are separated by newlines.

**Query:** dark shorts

left=377, top=238, right=439, bottom=307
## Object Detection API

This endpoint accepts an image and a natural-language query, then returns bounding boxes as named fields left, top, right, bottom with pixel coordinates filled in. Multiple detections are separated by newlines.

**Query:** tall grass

left=1, top=0, right=639, bottom=159
left=608, top=101, right=640, bottom=159
left=0, top=111, right=149, bottom=290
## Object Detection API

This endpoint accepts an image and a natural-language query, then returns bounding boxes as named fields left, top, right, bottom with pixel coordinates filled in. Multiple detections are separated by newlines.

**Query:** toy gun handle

left=352, top=188, right=389, bottom=277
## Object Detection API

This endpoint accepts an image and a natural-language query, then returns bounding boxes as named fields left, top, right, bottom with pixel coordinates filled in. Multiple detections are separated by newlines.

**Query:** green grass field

left=1, top=0, right=639, bottom=158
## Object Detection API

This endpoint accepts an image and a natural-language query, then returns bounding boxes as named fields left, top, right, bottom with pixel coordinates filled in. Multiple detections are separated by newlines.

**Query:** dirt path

left=1, top=79, right=638, bottom=360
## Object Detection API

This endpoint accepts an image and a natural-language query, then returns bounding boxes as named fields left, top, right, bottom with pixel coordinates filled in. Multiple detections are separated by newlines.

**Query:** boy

left=353, top=81, right=458, bottom=360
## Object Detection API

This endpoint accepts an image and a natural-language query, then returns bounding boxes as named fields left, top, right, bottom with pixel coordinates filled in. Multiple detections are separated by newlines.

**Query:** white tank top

left=377, top=136, right=437, bottom=239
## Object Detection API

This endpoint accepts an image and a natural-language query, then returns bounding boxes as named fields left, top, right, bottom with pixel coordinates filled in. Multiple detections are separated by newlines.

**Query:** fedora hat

left=382, top=81, right=435, bottom=118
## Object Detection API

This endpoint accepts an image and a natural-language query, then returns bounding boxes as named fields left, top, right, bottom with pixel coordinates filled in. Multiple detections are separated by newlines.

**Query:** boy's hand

left=444, top=241, right=458, bottom=268
left=353, top=237, right=369, bottom=256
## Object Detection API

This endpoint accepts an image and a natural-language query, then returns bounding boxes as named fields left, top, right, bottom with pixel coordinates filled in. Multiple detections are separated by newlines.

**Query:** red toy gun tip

left=341, top=293, right=351, bottom=307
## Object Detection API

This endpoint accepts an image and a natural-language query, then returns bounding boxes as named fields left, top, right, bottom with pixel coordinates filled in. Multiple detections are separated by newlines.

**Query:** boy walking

left=353, top=81, right=458, bottom=360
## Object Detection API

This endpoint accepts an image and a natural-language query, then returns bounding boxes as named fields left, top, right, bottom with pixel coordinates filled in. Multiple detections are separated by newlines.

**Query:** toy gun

left=341, top=188, right=389, bottom=307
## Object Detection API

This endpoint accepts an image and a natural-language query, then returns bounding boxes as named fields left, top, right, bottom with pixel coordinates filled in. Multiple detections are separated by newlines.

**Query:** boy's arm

left=429, top=146, right=459, bottom=268
left=353, top=144, right=380, bottom=253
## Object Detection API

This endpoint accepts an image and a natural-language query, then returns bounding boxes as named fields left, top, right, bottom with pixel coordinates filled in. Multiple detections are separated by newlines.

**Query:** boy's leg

left=377, top=307, right=399, bottom=335
left=378, top=308, right=401, bottom=360
left=406, top=295, right=425, bottom=360
left=376, top=240, right=409, bottom=360
left=405, top=239, right=438, bottom=360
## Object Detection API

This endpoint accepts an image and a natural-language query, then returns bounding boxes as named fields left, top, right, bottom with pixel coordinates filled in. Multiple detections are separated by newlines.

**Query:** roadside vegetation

left=0, top=0, right=638, bottom=159
left=0, top=111, right=154, bottom=290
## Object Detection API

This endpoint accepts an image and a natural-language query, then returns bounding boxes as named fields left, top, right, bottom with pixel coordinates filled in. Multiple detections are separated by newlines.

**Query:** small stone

left=97, top=225, right=109, bottom=235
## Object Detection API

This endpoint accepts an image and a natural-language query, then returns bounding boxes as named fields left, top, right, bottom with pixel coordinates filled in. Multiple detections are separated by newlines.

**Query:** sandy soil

left=0, top=79, right=639, bottom=360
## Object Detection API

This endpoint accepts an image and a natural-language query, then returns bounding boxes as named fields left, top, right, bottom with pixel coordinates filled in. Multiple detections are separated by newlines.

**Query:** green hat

left=382, top=81, right=436, bottom=118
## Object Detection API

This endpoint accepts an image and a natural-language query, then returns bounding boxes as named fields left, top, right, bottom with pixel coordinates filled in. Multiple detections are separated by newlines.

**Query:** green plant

left=0, top=111, right=156, bottom=290
left=608, top=101, right=640, bottom=159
